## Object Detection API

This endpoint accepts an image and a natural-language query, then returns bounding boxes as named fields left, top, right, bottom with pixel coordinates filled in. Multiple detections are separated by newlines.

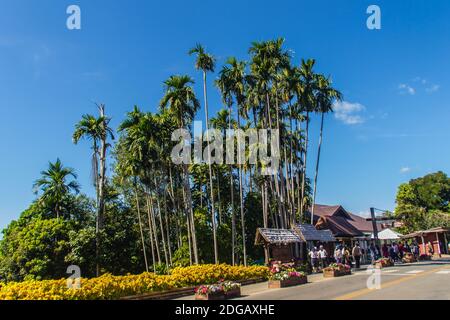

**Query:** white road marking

left=406, top=270, right=424, bottom=274
left=383, top=269, right=399, bottom=273
left=435, top=270, right=450, bottom=275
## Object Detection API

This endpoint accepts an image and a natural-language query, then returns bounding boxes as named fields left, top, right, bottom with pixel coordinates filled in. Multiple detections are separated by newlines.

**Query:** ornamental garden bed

left=267, top=261, right=308, bottom=289
left=194, top=281, right=242, bottom=301
left=374, top=258, right=394, bottom=269
left=419, top=254, right=432, bottom=261
left=402, top=253, right=417, bottom=263
left=268, top=276, right=307, bottom=288
left=323, top=264, right=352, bottom=278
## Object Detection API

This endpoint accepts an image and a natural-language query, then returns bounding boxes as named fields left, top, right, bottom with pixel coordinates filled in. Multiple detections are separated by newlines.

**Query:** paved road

left=237, top=259, right=450, bottom=300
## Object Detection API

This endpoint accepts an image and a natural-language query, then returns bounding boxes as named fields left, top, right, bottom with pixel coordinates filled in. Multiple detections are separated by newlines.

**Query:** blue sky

left=0, top=0, right=449, bottom=230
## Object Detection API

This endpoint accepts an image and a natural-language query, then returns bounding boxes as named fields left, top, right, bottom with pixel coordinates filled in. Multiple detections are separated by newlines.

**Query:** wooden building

left=255, top=228, right=303, bottom=264
left=293, top=224, right=336, bottom=260
left=402, top=227, right=450, bottom=256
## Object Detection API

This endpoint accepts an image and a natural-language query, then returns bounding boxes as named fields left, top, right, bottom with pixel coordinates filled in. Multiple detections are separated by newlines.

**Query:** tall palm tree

left=160, top=75, right=200, bottom=264
left=216, top=57, right=248, bottom=266
left=310, top=75, right=342, bottom=223
left=296, top=59, right=317, bottom=223
left=33, top=158, right=80, bottom=219
left=189, top=44, right=219, bottom=264
left=73, top=106, right=114, bottom=230
left=73, top=107, right=114, bottom=276
left=216, top=72, right=238, bottom=265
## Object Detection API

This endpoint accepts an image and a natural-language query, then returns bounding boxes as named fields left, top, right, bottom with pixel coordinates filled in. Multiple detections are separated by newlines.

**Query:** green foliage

left=395, top=171, right=450, bottom=234
left=0, top=217, right=72, bottom=281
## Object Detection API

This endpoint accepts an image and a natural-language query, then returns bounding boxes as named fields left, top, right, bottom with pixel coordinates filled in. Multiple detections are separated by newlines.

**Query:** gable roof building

left=307, top=204, right=385, bottom=239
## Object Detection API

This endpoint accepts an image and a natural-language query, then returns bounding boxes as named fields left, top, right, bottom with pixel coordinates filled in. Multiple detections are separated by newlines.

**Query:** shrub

left=0, top=264, right=269, bottom=300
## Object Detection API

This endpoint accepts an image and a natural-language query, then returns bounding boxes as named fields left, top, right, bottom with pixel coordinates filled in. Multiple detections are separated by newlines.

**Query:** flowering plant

left=0, top=264, right=267, bottom=300
left=194, top=279, right=241, bottom=296
left=374, top=258, right=393, bottom=266
left=324, top=263, right=351, bottom=272
left=269, top=261, right=306, bottom=281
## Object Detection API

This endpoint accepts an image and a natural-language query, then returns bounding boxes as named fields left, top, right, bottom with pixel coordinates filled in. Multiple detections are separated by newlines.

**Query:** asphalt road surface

left=237, top=259, right=450, bottom=300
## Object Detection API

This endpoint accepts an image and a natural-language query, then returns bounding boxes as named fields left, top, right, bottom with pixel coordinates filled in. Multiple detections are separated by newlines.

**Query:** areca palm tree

left=160, top=75, right=200, bottom=264
left=216, top=57, right=248, bottom=266
left=33, top=158, right=80, bottom=219
left=310, top=75, right=342, bottom=224
left=73, top=105, right=114, bottom=276
left=73, top=105, right=114, bottom=230
left=117, top=108, right=152, bottom=272
left=189, top=44, right=219, bottom=264
left=296, top=59, right=317, bottom=223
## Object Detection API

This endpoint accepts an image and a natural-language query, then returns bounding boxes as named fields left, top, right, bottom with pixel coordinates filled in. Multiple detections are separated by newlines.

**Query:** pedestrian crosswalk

left=435, top=270, right=450, bottom=275
left=382, top=269, right=399, bottom=273
left=405, top=270, right=425, bottom=274
left=354, top=268, right=450, bottom=276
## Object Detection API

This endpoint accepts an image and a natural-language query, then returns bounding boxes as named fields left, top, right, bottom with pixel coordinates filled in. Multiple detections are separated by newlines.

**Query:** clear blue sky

left=0, top=0, right=449, bottom=231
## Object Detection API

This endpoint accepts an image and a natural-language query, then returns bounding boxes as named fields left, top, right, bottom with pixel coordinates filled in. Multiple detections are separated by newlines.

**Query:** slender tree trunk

left=154, top=178, right=169, bottom=266
left=203, top=71, right=219, bottom=264
left=145, top=196, right=156, bottom=272
left=183, top=164, right=198, bottom=264
left=311, top=113, right=325, bottom=224
left=182, top=185, right=193, bottom=266
left=228, top=105, right=236, bottom=266
left=216, top=168, right=223, bottom=225
left=236, top=108, right=247, bottom=266
left=135, top=188, right=149, bottom=272
left=301, top=112, right=310, bottom=223
left=163, top=192, right=173, bottom=265
left=149, top=195, right=161, bottom=264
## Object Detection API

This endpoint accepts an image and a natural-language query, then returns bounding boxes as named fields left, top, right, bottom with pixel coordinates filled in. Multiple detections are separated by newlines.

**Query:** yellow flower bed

left=0, top=264, right=269, bottom=300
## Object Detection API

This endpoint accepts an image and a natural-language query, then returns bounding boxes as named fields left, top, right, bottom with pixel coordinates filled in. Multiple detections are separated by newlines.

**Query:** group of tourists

left=307, top=242, right=364, bottom=273
left=307, top=239, right=440, bottom=273
left=307, top=245, right=329, bottom=273
left=379, top=242, right=417, bottom=262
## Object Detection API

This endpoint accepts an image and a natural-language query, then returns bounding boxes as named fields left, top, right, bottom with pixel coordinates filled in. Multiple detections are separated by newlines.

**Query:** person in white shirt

left=334, top=247, right=342, bottom=263
left=309, top=247, right=319, bottom=272
left=318, top=245, right=328, bottom=269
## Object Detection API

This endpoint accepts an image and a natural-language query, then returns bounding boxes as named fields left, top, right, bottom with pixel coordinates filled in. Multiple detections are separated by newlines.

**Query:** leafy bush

left=0, top=264, right=269, bottom=300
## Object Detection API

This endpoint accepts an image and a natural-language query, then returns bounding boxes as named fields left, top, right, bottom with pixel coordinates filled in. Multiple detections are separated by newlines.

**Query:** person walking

left=382, top=243, right=389, bottom=258
left=369, top=243, right=377, bottom=263
left=393, top=242, right=400, bottom=262
left=352, top=243, right=362, bottom=269
left=334, top=245, right=343, bottom=264
left=427, top=241, right=434, bottom=257
left=318, top=245, right=328, bottom=270
left=389, top=245, right=396, bottom=261
left=309, top=247, right=319, bottom=273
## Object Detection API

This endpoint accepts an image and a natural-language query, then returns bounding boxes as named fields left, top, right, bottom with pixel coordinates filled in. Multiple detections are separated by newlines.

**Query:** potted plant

left=194, top=280, right=241, bottom=300
left=373, top=257, right=394, bottom=269
left=402, top=252, right=417, bottom=263
left=419, top=254, right=432, bottom=261
left=323, top=263, right=352, bottom=277
left=268, top=261, right=308, bottom=289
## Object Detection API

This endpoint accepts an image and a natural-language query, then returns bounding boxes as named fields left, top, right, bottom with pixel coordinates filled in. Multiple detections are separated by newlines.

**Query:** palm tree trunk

left=216, top=168, right=223, bottom=225
left=163, top=194, right=173, bottom=265
left=182, top=185, right=193, bottom=266
left=154, top=178, right=169, bottom=266
left=228, top=105, right=236, bottom=266
left=183, top=164, right=198, bottom=264
left=236, top=108, right=247, bottom=266
left=311, top=113, right=325, bottom=224
left=149, top=195, right=161, bottom=264
left=135, top=188, right=149, bottom=272
left=301, top=112, right=310, bottom=223
left=203, top=71, right=219, bottom=264
left=145, top=196, right=156, bottom=272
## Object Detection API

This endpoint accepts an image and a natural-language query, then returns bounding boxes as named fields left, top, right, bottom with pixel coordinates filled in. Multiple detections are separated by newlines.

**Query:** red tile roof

left=310, top=204, right=384, bottom=236
left=316, top=215, right=364, bottom=237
